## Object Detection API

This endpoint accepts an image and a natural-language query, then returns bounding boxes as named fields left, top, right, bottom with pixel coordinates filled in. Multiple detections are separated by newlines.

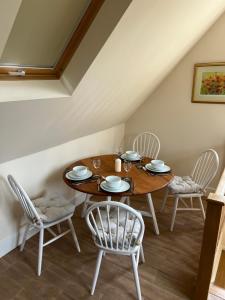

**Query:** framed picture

left=192, top=62, right=225, bottom=104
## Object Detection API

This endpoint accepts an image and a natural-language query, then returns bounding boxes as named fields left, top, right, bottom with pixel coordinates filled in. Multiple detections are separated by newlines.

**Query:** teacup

left=151, top=159, right=165, bottom=170
left=72, top=165, right=88, bottom=176
left=125, top=150, right=138, bottom=160
left=105, top=176, right=122, bottom=188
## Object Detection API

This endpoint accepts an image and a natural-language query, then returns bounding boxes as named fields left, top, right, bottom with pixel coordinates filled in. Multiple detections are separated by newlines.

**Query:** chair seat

left=168, top=176, right=202, bottom=194
left=33, top=196, right=75, bottom=223
left=96, top=208, right=141, bottom=248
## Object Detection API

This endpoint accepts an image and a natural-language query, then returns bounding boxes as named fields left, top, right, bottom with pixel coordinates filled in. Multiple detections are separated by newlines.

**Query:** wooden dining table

left=63, top=154, right=173, bottom=235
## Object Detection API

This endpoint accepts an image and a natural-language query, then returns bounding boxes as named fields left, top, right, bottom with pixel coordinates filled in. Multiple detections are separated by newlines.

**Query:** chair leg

left=46, top=227, right=57, bottom=237
left=131, top=253, right=142, bottom=300
left=57, top=224, right=61, bottom=233
left=140, top=245, right=145, bottom=264
left=68, top=218, right=80, bottom=253
left=180, top=198, right=188, bottom=208
left=160, top=188, right=169, bottom=212
left=120, top=196, right=131, bottom=205
left=20, top=224, right=30, bottom=252
left=136, top=248, right=140, bottom=265
left=147, top=193, right=159, bottom=235
left=91, top=250, right=103, bottom=295
left=170, top=196, right=179, bottom=232
left=120, top=196, right=127, bottom=203
left=198, top=196, right=206, bottom=221
left=81, top=194, right=89, bottom=218
left=37, top=228, right=44, bottom=276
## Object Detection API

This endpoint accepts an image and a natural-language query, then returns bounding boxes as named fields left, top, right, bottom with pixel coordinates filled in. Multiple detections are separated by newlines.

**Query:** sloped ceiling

left=1, top=0, right=225, bottom=163
left=67, top=0, right=225, bottom=123
left=0, top=0, right=22, bottom=57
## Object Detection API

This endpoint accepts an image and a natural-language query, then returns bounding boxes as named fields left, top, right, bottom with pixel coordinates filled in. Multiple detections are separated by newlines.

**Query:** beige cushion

left=169, top=176, right=202, bottom=194
left=95, top=208, right=141, bottom=248
left=33, top=195, right=75, bottom=223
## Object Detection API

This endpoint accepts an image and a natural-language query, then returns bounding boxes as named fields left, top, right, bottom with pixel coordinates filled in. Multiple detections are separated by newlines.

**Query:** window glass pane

left=0, top=0, right=91, bottom=68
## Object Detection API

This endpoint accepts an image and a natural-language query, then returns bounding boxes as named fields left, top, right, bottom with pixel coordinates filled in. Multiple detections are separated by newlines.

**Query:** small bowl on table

left=150, top=160, right=165, bottom=170
left=72, top=166, right=88, bottom=177
left=105, top=175, right=122, bottom=189
left=125, top=150, right=139, bottom=160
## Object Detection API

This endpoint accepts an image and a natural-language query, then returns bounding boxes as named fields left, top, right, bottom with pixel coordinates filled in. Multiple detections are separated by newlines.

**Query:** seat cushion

left=168, top=176, right=202, bottom=194
left=95, top=208, right=141, bottom=249
left=33, top=195, right=75, bottom=223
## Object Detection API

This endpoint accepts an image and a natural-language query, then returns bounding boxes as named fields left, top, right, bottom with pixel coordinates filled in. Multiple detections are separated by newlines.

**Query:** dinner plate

left=121, top=153, right=141, bottom=162
left=145, top=163, right=171, bottom=173
left=66, top=170, right=92, bottom=181
left=100, top=180, right=130, bottom=193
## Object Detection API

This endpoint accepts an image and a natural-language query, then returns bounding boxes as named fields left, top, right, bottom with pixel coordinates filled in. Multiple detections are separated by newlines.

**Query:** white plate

left=66, top=170, right=92, bottom=181
left=146, top=163, right=166, bottom=171
left=121, top=153, right=141, bottom=161
left=100, top=180, right=130, bottom=193
left=145, top=163, right=171, bottom=173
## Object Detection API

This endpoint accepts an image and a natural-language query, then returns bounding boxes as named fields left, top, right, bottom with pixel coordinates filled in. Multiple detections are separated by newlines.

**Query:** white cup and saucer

left=121, top=150, right=141, bottom=161
left=145, top=160, right=171, bottom=173
left=66, top=165, right=92, bottom=181
left=101, top=175, right=130, bottom=192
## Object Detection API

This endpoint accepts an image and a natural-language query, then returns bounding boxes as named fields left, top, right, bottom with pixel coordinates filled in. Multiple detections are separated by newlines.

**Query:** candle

left=115, top=158, right=121, bottom=172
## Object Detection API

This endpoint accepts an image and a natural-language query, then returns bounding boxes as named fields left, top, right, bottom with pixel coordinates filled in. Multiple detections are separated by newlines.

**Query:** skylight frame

left=0, top=0, right=104, bottom=80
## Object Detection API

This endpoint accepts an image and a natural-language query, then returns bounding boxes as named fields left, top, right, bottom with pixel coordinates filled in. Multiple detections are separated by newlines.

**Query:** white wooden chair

left=8, top=175, right=80, bottom=276
left=85, top=201, right=145, bottom=300
left=125, top=132, right=160, bottom=227
left=160, top=149, right=219, bottom=231
left=133, top=132, right=160, bottom=159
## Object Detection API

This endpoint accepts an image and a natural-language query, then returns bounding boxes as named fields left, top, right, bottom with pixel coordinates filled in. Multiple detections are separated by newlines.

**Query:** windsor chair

left=160, top=149, right=219, bottom=231
left=123, top=132, right=161, bottom=208
left=133, top=132, right=160, bottom=159
left=85, top=201, right=145, bottom=300
left=8, top=175, right=80, bottom=276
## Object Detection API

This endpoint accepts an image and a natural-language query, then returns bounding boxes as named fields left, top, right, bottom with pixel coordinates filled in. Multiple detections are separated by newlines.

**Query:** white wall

left=125, top=11, right=225, bottom=188
left=0, top=124, right=124, bottom=256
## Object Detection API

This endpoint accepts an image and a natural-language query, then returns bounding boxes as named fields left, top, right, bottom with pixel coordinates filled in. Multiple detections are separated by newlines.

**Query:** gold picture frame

left=192, top=62, right=225, bottom=104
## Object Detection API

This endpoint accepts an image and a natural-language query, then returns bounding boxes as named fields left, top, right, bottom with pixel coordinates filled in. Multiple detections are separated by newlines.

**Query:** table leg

left=81, top=194, right=94, bottom=217
left=146, top=193, right=160, bottom=235
left=106, top=196, right=111, bottom=201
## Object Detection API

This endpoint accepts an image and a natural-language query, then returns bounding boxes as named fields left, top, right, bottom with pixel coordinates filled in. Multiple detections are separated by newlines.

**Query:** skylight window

left=0, top=0, right=104, bottom=79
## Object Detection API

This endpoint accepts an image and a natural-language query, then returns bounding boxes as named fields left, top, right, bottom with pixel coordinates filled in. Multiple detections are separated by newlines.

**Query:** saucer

left=121, top=153, right=141, bottom=162
left=66, top=170, right=92, bottom=181
left=145, top=163, right=171, bottom=173
left=104, top=181, right=122, bottom=190
left=100, top=180, right=130, bottom=193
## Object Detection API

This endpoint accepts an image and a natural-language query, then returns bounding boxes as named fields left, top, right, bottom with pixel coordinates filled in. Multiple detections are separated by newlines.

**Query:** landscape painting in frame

left=192, top=63, right=225, bottom=104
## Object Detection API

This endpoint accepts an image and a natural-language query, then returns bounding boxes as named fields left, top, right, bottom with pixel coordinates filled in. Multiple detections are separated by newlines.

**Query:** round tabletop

left=63, top=154, right=173, bottom=196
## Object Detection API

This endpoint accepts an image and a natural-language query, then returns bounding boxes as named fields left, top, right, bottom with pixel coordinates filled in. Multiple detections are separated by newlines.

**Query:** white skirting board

left=0, top=226, right=38, bottom=257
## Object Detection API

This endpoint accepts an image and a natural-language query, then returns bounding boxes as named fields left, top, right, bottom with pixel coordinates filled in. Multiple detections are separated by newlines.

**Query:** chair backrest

left=7, top=175, right=41, bottom=224
left=133, top=132, right=160, bottom=159
left=191, top=149, right=219, bottom=190
left=85, top=201, right=145, bottom=253
left=117, top=135, right=133, bottom=154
